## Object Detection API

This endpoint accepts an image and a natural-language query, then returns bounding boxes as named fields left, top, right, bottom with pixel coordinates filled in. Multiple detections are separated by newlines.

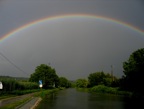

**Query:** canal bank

left=0, top=89, right=59, bottom=109
left=16, top=88, right=60, bottom=109
left=15, top=97, right=42, bottom=109
left=0, top=93, right=35, bottom=108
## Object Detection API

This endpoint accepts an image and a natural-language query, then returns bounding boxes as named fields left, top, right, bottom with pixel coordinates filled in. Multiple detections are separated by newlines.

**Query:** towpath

left=0, top=92, right=40, bottom=108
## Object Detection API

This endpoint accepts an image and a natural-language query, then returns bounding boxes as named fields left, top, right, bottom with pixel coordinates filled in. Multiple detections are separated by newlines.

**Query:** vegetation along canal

left=36, top=88, right=144, bottom=109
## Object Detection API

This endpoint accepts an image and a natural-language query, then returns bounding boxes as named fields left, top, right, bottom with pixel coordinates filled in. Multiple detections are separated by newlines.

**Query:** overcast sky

left=0, top=0, right=144, bottom=80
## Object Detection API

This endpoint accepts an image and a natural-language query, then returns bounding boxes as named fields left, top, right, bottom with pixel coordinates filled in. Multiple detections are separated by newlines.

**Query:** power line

left=0, top=51, right=28, bottom=75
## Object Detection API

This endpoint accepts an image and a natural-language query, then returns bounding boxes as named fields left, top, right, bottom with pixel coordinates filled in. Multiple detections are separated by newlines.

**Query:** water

left=36, top=88, right=144, bottom=109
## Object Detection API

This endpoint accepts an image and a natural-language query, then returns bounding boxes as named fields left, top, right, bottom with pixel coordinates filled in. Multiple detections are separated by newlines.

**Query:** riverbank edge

left=15, top=97, right=34, bottom=109
left=30, top=97, right=42, bottom=109
left=76, top=85, right=132, bottom=97
left=16, top=88, right=61, bottom=109
left=15, top=97, right=42, bottom=109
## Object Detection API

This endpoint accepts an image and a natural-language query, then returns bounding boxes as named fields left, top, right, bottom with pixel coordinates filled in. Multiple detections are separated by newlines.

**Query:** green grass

left=76, top=88, right=89, bottom=92
left=0, top=89, right=40, bottom=100
left=10, top=89, right=40, bottom=95
left=34, top=88, right=60, bottom=98
left=0, top=95, right=16, bottom=100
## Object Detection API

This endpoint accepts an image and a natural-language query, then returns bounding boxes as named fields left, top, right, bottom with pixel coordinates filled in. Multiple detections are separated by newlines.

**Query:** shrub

left=0, top=78, right=38, bottom=94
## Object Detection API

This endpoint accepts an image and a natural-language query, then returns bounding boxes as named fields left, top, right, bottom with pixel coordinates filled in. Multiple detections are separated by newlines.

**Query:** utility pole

left=111, top=65, right=114, bottom=81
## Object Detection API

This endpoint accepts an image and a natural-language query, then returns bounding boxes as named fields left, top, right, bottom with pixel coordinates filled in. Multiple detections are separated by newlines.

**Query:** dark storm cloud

left=0, top=0, right=144, bottom=35
left=0, top=0, right=144, bottom=80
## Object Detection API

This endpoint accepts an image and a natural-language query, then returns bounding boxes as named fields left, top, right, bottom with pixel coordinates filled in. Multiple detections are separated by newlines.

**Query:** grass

left=34, top=88, right=60, bottom=98
left=76, top=88, right=89, bottom=92
left=0, top=95, right=16, bottom=100
left=10, top=89, right=40, bottom=95
left=0, top=89, right=40, bottom=100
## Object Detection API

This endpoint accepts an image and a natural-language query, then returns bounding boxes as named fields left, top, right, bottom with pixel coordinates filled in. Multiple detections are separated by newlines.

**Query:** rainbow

left=0, top=14, right=144, bottom=42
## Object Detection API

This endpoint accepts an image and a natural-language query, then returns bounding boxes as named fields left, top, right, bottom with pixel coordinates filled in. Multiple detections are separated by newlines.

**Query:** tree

left=88, top=72, right=105, bottom=87
left=75, top=79, right=88, bottom=88
left=122, top=48, right=144, bottom=95
left=88, top=71, right=116, bottom=87
left=29, top=64, right=59, bottom=88
left=59, top=77, right=71, bottom=88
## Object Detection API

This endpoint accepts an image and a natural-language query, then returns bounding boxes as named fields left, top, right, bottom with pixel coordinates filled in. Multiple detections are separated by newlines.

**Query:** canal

left=36, top=88, right=144, bottom=109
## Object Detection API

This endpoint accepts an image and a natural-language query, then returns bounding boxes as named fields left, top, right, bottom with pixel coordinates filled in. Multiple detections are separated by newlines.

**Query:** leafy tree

left=103, top=73, right=119, bottom=87
left=75, top=79, right=88, bottom=88
left=59, top=77, right=71, bottom=88
left=122, top=48, right=144, bottom=95
left=88, top=72, right=106, bottom=87
left=88, top=72, right=115, bottom=87
left=29, top=64, right=59, bottom=88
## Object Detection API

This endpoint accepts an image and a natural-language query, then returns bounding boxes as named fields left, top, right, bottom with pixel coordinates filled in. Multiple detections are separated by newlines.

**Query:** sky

left=0, top=0, right=144, bottom=80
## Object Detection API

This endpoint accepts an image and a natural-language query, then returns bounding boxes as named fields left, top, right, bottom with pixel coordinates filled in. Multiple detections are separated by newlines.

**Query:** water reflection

left=36, top=88, right=144, bottom=109
left=123, top=96, right=144, bottom=109
left=38, top=92, right=57, bottom=108
left=88, top=93, right=124, bottom=109
left=54, top=88, right=89, bottom=109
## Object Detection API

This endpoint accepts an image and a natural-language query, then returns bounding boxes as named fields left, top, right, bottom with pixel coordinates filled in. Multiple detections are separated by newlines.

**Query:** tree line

left=1, top=48, right=143, bottom=97
left=75, top=48, right=144, bottom=97
left=29, top=64, right=71, bottom=88
left=29, top=48, right=144, bottom=97
left=76, top=71, right=118, bottom=88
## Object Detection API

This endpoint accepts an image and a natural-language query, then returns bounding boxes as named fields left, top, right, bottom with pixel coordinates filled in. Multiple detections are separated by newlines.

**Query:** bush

left=90, top=85, right=109, bottom=93
left=89, top=85, right=131, bottom=96
left=75, top=79, right=88, bottom=88
left=90, top=85, right=119, bottom=94
left=0, top=78, right=38, bottom=94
